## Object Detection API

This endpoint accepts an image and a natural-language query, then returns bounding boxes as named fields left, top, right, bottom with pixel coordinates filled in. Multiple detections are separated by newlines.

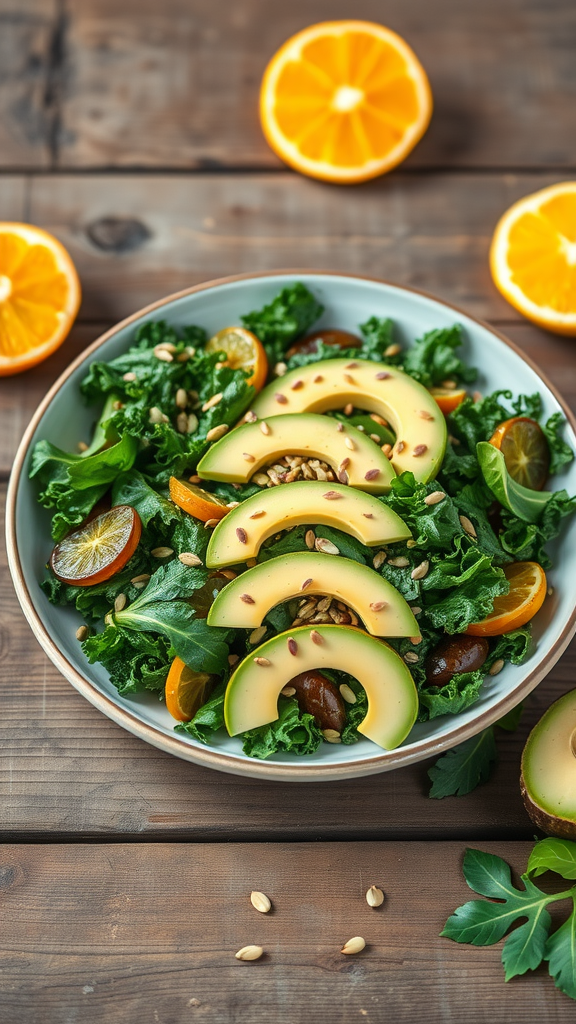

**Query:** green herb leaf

left=400, top=324, right=477, bottom=388
left=477, top=441, right=553, bottom=523
left=428, top=728, right=497, bottom=798
left=545, top=900, right=576, bottom=999
left=241, top=697, right=322, bottom=759
left=527, top=838, right=576, bottom=881
left=543, top=412, right=575, bottom=476
left=241, top=283, right=324, bottom=365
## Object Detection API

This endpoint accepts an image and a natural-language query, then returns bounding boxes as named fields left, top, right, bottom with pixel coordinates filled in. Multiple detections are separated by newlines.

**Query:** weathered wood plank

left=0, top=2, right=57, bottom=169
left=0, top=841, right=573, bottom=1024
left=55, top=0, right=576, bottom=171
left=1, top=476, right=574, bottom=840
left=27, top=170, right=570, bottom=323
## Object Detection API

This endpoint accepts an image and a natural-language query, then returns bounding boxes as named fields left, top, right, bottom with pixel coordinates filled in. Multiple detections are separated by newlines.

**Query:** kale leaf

left=240, top=697, right=323, bottom=759
left=241, top=283, right=324, bottom=365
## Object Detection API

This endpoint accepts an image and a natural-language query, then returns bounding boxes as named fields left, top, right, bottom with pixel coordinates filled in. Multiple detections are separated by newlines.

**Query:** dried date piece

left=287, top=670, right=346, bottom=732
left=425, top=635, right=490, bottom=687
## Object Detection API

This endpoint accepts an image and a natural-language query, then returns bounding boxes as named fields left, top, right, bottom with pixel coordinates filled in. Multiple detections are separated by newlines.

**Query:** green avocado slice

left=207, top=552, right=420, bottom=637
left=521, top=688, right=576, bottom=839
left=224, top=624, right=419, bottom=749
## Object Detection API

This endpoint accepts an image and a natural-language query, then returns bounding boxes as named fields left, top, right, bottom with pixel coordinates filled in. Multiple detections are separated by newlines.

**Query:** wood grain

left=26, top=170, right=573, bottom=323
left=1, top=841, right=574, bottom=1024
left=1, top=475, right=574, bottom=841
left=48, top=0, right=576, bottom=171
left=0, top=1, right=57, bottom=169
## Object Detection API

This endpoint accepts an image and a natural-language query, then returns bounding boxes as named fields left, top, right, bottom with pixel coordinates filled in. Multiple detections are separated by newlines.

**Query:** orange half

left=490, top=182, right=576, bottom=336
left=466, top=561, right=547, bottom=637
left=0, top=222, right=81, bottom=375
left=260, top=20, right=432, bottom=184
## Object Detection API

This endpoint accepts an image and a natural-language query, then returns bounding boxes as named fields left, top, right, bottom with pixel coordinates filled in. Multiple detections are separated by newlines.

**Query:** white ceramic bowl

left=7, top=272, right=576, bottom=781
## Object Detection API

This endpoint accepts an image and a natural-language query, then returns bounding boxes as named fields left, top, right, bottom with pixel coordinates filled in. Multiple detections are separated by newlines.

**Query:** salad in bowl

left=25, top=278, right=576, bottom=767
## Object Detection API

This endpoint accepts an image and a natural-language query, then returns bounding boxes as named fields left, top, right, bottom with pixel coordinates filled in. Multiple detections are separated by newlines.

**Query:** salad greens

left=442, top=840, right=576, bottom=1000
left=31, top=281, right=576, bottom=760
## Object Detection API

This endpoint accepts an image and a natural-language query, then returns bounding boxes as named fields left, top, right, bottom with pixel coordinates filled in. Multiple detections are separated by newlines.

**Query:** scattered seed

left=76, top=625, right=89, bottom=642
left=310, top=629, right=323, bottom=645
left=220, top=569, right=237, bottom=580
left=260, top=421, right=271, bottom=436
left=413, top=444, right=428, bottom=457
left=375, top=371, right=391, bottom=380
left=370, top=433, right=381, bottom=442
left=406, top=539, right=417, bottom=548
left=396, top=441, right=406, bottom=454
left=202, top=393, right=223, bottom=412
left=343, top=374, right=355, bottom=386
left=281, top=686, right=296, bottom=697
left=459, top=514, right=477, bottom=538
left=178, top=552, right=203, bottom=567
left=344, top=402, right=354, bottom=415
left=249, top=891, right=271, bottom=915
left=114, top=593, right=127, bottom=613
left=77, top=441, right=88, bottom=452
left=338, top=458, right=350, bottom=473
left=489, top=659, right=505, bottom=676
left=362, top=513, right=374, bottom=519
left=373, top=551, right=387, bottom=569
left=240, top=594, right=255, bottom=605
left=370, top=414, right=388, bottom=426
left=384, top=343, right=401, bottom=357
left=149, top=406, right=165, bottom=424
left=382, top=443, right=393, bottom=457
left=187, top=413, right=199, bottom=434
left=253, top=473, right=270, bottom=486
left=323, top=490, right=342, bottom=500
left=411, top=606, right=422, bottom=615
left=366, top=886, right=385, bottom=908
left=424, top=491, right=446, bottom=506
left=175, top=387, right=188, bottom=409
left=151, top=546, right=174, bottom=558
left=205, top=518, right=220, bottom=528
left=299, top=600, right=317, bottom=620
left=235, top=945, right=263, bottom=961
left=419, top=409, right=434, bottom=420
left=254, top=657, right=271, bottom=667
left=411, top=560, right=430, bottom=580
left=323, top=729, right=342, bottom=744
left=305, top=530, right=316, bottom=550
left=315, top=537, right=340, bottom=555
left=404, top=651, right=419, bottom=664
left=242, top=452, right=255, bottom=463
left=547, top=586, right=554, bottom=596
left=275, top=393, right=288, bottom=405
left=301, top=578, right=313, bottom=590
left=337, top=683, right=356, bottom=706
left=245, top=409, right=258, bottom=423
left=441, top=379, right=457, bottom=390
left=291, top=379, right=304, bottom=390
left=369, top=601, right=388, bottom=612
left=317, top=596, right=332, bottom=612
left=154, top=347, right=173, bottom=362
left=345, top=437, right=356, bottom=451
left=123, top=371, right=137, bottom=382
left=287, top=638, right=298, bottom=656
left=336, top=422, right=344, bottom=432
left=227, top=501, right=241, bottom=509
left=236, top=528, right=248, bottom=544
left=313, top=374, right=324, bottom=383
left=274, top=361, right=287, bottom=377
left=388, top=556, right=409, bottom=567
left=207, top=423, right=229, bottom=442
left=176, top=411, right=189, bottom=433
left=131, top=573, right=151, bottom=585
left=365, top=469, right=380, bottom=481
left=228, top=653, right=239, bottom=666
left=341, top=936, right=365, bottom=954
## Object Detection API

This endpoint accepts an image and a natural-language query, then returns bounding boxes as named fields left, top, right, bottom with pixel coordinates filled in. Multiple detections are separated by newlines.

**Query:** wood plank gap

left=4, top=164, right=576, bottom=178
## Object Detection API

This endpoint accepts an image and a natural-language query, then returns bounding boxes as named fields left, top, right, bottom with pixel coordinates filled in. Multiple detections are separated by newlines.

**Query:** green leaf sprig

left=442, top=840, right=576, bottom=999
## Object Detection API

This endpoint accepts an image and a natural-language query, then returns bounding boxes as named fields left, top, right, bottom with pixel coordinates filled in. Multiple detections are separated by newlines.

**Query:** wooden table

left=1, top=2, right=576, bottom=1020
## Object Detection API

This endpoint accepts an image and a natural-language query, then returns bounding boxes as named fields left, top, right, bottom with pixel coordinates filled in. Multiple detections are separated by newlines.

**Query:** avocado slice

left=197, top=413, right=395, bottom=493
left=249, top=358, right=447, bottom=482
left=224, top=624, right=419, bottom=749
left=207, top=552, right=420, bottom=637
left=520, top=689, right=576, bottom=839
left=205, top=480, right=411, bottom=567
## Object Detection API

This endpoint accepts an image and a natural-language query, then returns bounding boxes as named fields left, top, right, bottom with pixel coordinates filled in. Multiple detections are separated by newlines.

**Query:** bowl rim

left=7, top=269, right=576, bottom=781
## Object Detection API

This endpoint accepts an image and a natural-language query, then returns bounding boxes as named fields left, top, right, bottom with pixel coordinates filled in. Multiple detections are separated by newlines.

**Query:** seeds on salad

left=345, top=437, right=356, bottom=451
left=388, top=556, right=409, bottom=567
left=250, top=891, right=272, bottom=914
left=114, top=593, right=127, bottom=612
left=220, top=569, right=237, bottom=580
left=366, top=886, right=385, bottom=908
left=274, top=361, right=287, bottom=376
left=323, top=728, right=342, bottom=744
left=175, top=387, right=188, bottom=409
left=287, top=638, right=298, bottom=656
left=240, top=594, right=255, bottom=605
left=76, top=625, right=89, bottom=642
left=151, top=546, right=174, bottom=558
left=370, top=413, right=388, bottom=426
left=242, top=452, right=255, bottom=462
left=323, top=490, right=342, bottom=499
left=382, top=443, right=393, bottom=457
left=123, top=371, right=137, bottom=382
left=249, top=626, right=267, bottom=645
left=206, top=423, right=229, bottom=442
left=336, top=421, right=344, bottom=432
left=227, top=501, right=241, bottom=509
left=202, top=393, right=223, bottom=412
left=404, top=651, right=419, bottom=664
left=236, top=527, right=248, bottom=544
left=305, top=530, right=316, bottom=550
left=154, top=346, right=173, bottom=362
left=344, top=402, right=354, bottom=415
left=301, top=578, right=313, bottom=590
left=413, top=444, right=428, bottom=457
left=384, top=343, right=401, bottom=357
left=149, top=406, right=167, bottom=425
left=178, top=552, right=203, bottom=567
left=281, top=685, right=296, bottom=697
left=205, top=518, right=220, bottom=528
left=340, top=683, right=357, bottom=704
left=187, top=413, right=199, bottom=434
left=396, top=440, right=406, bottom=453
left=362, top=512, right=374, bottom=519
left=411, top=560, right=429, bottom=580
left=410, top=635, right=422, bottom=645
left=254, top=657, right=271, bottom=667
left=459, top=515, right=477, bottom=538
left=370, top=433, right=381, bottom=442
left=424, top=491, right=445, bottom=506
left=489, top=658, right=505, bottom=676
left=249, top=510, right=266, bottom=520
left=260, top=421, right=271, bottom=435
left=315, top=537, right=340, bottom=555
left=253, top=473, right=270, bottom=486
left=341, top=936, right=366, bottom=954
left=245, top=409, right=258, bottom=423
left=370, top=601, right=388, bottom=611
left=235, top=945, right=264, bottom=961
left=299, top=600, right=317, bottom=620
left=373, top=550, right=387, bottom=569
left=406, top=539, right=417, bottom=548
left=228, top=653, right=239, bottom=666
left=291, top=379, right=304, bottom=390
left=313, top=374, right=324, bottom=383
left=131, top=573, right=151, bottom=585
left=365, top=469, right=380, bottom=481
left=176, top=412, right=189, bottom=433
left=411, top=606, right=422, bottom=615
left=310, top=629, right=324, bottom=645
left=419, top=409, right=434, bottom=420
left=375, top=370, right=391, bottom=380
left=275, top=393, right=288, bottom=404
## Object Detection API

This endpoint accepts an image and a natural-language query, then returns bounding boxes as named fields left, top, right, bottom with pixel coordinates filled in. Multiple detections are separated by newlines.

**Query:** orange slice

left=466, top=561, right=547, bottom=637
left=50, top=505, right=142, bottom=587
left=260, top=20, right=432, bottom=184
left=489, top=416, right=550, bottom=490
left=0, top=222, right=81, bottom=375
left=429, top=387, right=467, bottom=415
left=165, top=656, right=214, bottom=722
left=490, top=182, right=576, bottom=336
left=205, top=326, right=268, bottom=391
left=169, top=477, right=229, bottom=522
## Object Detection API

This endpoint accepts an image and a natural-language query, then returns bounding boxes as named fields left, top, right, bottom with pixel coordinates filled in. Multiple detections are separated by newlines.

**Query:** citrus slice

left=169, top=476, right=229, bottom=522
left=165, top=656, right=214, bottom=722
left=429, top=387, right=467, bottom=415
left=205, top=327, right=268, bottom=391
left=490, top=182, right=576, bottom=336
left=260, top=20, right=432, bottom=184
left=0, top=222, right=81, bottom=375
left=49, top=505, right=141, bottom=587
left=466, top=561, right=547, bottom=637
left=489, top=416, right=550, bottom=490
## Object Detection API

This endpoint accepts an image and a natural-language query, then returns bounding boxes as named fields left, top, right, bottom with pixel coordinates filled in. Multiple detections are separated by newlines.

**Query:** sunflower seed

left=176, top=412, right=189, bottom=433
left=149, top=406, right=166, bottom=424
left=369, top=601, right=388, bottom=611
left=114, top=593, right=127, bottom=612
left=339, top=683, right=357, bottom=704
left=240, top=594, right=255, bottom=605
left=249, top=626, right=267, bottom=646
left=375, top=371, right=391, bottom=380
left=396, top=440, right=406, bottom=454
left=344, top=437, right=356, bottom=451
left=459, top=514, right=477, bottom=538
left=291, top=379, right=304, bottom=390
left=275, top=393, right=288, bottom=405
left=242, top=452, right=255, bottom=463
left=344, top=402, right=354, bottom=415
left=253, top=473, right=270, bottom=486
left=287, top=638, right=298, bottom=656
left=249, top=891, right=272, bottom=914
left=187, top=413, right=199, bottom=434
left=235, top=945, right=263, bottom=961
left=424, top=491, right=446, bottom=506
left=323, top=729, right=341, bottom=744
left=317, top=596, right=332, bottom=612
left=404, top=651, right=419, bottom=664
left=411, top=560, right=429, bottom=580
left=281, top=686, right=296, bottom=697
left=382, top=443, right=392, bottom=457
left=336, top=421, right=344, bottom=432
left=123, top=371, right=137, bottom=382
left=236, top=528, right=248, bottom=544
left=370, top=433, right=381, bottom=442
left=131, top=573, right=151, bottom=585
left=274, top=362, right=287, bottom=376
left=260, top=421, right=271, bottom=436
left=206, top=423, right=229, bottom=442
left=384, top=343, right=401, bottom=357
left=313, top=374, right=323, bottom=383
left=245, top=409, right=258, bottom=423
left=388, top=556, right=409, bottom=567
left=365, top=469, right=380, bottom=481
left=175, top=387, right=188, bottom=409
left=370, top=413, right=388, bottom=426
left=315, top=537, right=339, bottom=555
left=154, top=347, right=173, bottom=362
left=299, top=600, right=317, bottom=620
left=151, top=546, right=173, bottom=558
left=341, top=936, right=366, bottom=954
left=310, top=629, right=323, bottom=645
left=301, top=578, right=313, bottom=590
left=202, top=392, right=223, bottom=412
left=373, top=550, right=387, bottom=569
left=413, top=444, right=428, bottom=457
left=76, top=625, right=89, bottom=642
left=254, top=657, right=271, bottom=667
left=323, top=490, right=342, bottom=500
left=228, top=653, right=239, bottom=666
left=178, top=552, right=203, bottom=567
left=305, top=529, right=316, bottom=550
left=220, top=569, right=237, bottom=580
left=366, top=886, right=385, bottom=908
left=489, top=659, right=505, bottom=676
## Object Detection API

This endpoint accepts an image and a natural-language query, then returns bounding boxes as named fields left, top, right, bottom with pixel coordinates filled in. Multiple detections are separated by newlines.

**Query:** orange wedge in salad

left=466, top=561, right=547, bottom=637
left=490, top=182, right=576, bottom=336
left=165, top=656, right=214, bottom=722
left=169, top=477, right=230, bottom=523
left=260, top=20, right=432, bottom=184
left=0, top=222, right=81, bottom=375
left=50, top=505, right=142, bottom=587
left=205, top=326, right=268, bottom=391
left=429, top=386, right=467, bottom=415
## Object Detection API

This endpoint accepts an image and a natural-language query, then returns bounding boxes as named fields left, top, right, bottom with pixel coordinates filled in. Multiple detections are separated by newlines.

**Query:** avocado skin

left=520, top=771, right=576, bottom=840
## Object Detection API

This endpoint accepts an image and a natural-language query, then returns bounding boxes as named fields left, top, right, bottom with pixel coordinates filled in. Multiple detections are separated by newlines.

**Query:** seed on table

left=206, top=423, right=229, bottom=442
left=341, top=936, right=366, bottom=954
left=250, top=891, right=272, bottom=914
left=388, top=556, right=409, bottom=567
left=411, top=560, right=429, bottom=580
left=76, top=625, right=89, bottom=642
left=175, top=387, right=188, bottom=408
left=205, top=518, right=220, bottom=528
left=176, top=412, right=188, bottom=433
left=366, top=886, right=385, bottom=908
left=323, top=729, right=341, bottom=744
left=249, top=626, right=267, bottom=646
left=202, top=392, right=223, bottom=412
left=151, top=546, right=174, bottom=558
left=305, top=530, right=316, bottom=550
left=114, top=593, right=127, bottom=612
left=178, top=552, right=203, bottom=567
left=315, top=537, right=340, bottom=555
left=123, top=371, right=137, bottom=382
left=373, top=550, right=386, bottom=569
left=404, top=651, right=419, bottom=664
left=235, top=945, right=264, bottom=961
left=489, top=659, right=505, bottom=676
left=424, top=491, right=445, bottom=506
left=254, top=657, right=271, bottom=667
left=459, top=514, right=477, bottom=538
left=340, top=683, right=356, bottom=704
